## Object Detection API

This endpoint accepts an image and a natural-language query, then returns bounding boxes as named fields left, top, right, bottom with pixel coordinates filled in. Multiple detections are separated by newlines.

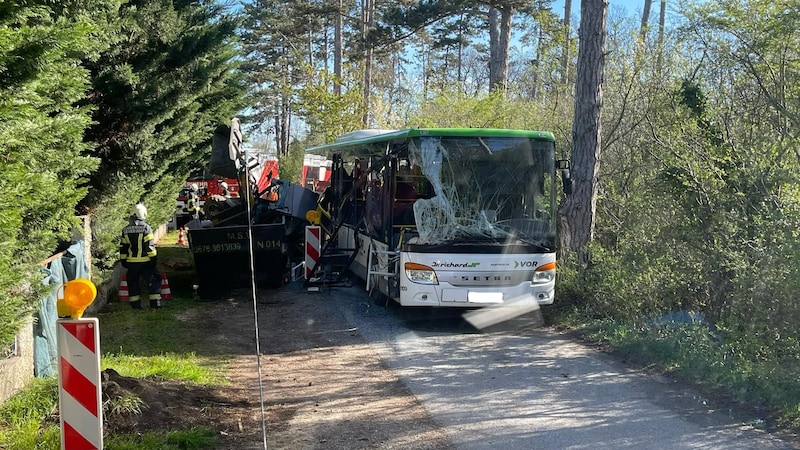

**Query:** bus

left=305, top=128, right=571, bottom=307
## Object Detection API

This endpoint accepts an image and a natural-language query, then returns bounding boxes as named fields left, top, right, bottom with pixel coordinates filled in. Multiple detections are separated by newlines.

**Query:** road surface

left=329, top=285, right=797, bottom=450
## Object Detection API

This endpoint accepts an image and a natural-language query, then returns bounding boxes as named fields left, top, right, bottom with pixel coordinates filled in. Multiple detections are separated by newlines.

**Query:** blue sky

left=551, top=0, right=652, bottom=19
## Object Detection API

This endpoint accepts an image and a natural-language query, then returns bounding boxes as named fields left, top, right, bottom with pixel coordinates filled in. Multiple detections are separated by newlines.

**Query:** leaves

left=0, top=0, right=246, bottom=348
left=81, top=0, right=246, bottom=252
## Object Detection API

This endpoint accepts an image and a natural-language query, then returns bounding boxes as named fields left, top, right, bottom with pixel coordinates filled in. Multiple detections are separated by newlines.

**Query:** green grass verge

left=571, top=316, right=800, bottom=429
left=104, top=427, right=220, bottom=449
left=0, top=237, right=228, bottom=449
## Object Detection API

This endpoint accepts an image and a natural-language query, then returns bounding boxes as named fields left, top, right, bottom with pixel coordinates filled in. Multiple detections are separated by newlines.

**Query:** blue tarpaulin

left=34, top=241, right=89, bottom=377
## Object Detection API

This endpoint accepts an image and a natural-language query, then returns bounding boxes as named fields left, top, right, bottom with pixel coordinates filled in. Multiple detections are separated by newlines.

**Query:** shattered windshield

left=409, top=135, right=556, bottom=247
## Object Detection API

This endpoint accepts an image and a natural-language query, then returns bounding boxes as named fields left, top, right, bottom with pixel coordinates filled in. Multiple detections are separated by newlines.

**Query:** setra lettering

left=460, top=275, right=513, bottom=281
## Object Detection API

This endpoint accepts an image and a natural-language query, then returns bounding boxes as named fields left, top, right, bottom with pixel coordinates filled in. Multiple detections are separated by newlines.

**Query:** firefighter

left=220, top=181, right=231, bottom=199
left=120, top=203, right=162, bottom=310
left=186, top=183, right=201, bottom=220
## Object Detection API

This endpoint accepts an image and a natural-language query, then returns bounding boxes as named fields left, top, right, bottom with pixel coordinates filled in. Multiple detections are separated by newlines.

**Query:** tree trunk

left=457, top=13, right=464, bottom=85
left=361, top=0, right=375, bottom=126
left=488, top=6, right=511, bottom=92
left=273, top=99, right=283, bottom=155
left=498, top=5, right=511, bottom=91
left=334, top=0, right=343, bottom=97
left=530, top=0, right=549, bottom=98
left=561, top=0, right=572, bottom=85
left=558, top=0, right=607, bottom=258
left=488, top=8, right=500, bottom=90
left=640, top=0, right=653, bottom=40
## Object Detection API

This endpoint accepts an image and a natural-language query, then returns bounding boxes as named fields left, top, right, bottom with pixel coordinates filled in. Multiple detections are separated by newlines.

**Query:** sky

left=552, top=0, right=652, bottom=19
left=552, top=0, right=678, bottom=25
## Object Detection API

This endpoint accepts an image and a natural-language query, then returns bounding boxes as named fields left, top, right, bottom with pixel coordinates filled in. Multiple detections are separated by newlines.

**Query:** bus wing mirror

left=557, top=160, right=573, bottom=195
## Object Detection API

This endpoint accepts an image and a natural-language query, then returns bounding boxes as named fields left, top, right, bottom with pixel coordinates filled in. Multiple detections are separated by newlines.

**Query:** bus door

left=364, top=156, right=392, bottom=244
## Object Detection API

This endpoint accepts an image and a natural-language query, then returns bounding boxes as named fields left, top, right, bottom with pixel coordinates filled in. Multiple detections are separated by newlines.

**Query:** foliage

left=105, top=427, right=219, bottom=449
left=0, top=0, right=245, bottom=351
left=296, top=64, right=366, bottom=143
left=552, top=1, right=800, bottom=428
left=3, top=0, right=800, bottom=436
left=0, top=377, right=58, bottom=427
left=280, top=140, right=310, bottom=186
left=0, top=377, right=59, bottom=449
left=0, top=0, right=116, bottom=347
left=0, top=292, right=229, bottom=448
left=81, top=0, right=247, bottom=271
left=102, top=353, right=224, bottom=385
left=574, top=317, right=800, bottom=427
left=240, top=0, right=336, bottom=153
left=408, top=86, right=567, bottom=133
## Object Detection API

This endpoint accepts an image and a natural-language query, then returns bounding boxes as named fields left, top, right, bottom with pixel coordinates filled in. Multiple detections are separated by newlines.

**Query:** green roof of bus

left=305, top=128, right=556, bottom=153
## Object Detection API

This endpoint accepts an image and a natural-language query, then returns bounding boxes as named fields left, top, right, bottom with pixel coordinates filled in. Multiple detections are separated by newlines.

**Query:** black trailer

left=188, top=223, right=286, bottom=294
left=186, top=119, right=318, bottom=297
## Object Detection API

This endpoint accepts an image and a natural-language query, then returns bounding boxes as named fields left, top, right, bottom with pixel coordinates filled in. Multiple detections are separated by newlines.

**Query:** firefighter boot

left=130, top=300, right=143, bottom=310
left=150, top=299, right=162, bottom=309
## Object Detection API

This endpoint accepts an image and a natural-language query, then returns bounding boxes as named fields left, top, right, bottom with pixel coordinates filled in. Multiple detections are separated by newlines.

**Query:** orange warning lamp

left=306, top=209, right=321, bottom=224
left=57, top=279, right=97, bottom=319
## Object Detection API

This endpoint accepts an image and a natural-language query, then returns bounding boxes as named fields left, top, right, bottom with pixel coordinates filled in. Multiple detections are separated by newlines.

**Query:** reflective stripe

left=121, top=221, right=157, bottom=260
left=126, top=257, right=151, bottom=263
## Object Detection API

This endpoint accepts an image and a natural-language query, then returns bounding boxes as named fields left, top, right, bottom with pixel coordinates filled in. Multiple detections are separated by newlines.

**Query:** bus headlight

left=405, top=262, right=438, bottom=285
left=532, top=262, right=556, bottom=285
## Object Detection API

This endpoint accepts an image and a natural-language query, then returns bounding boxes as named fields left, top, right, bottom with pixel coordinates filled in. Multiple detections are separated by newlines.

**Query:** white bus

left=305, top=128, right=571, bottom=307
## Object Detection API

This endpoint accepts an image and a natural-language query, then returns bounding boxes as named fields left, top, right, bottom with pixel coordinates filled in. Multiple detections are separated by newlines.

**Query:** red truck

left=174, top=158, right=280, bottom=228
left=174, top=174, right=238, bottom=222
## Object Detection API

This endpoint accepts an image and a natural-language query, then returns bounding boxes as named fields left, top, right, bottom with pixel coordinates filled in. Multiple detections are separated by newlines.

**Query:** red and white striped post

left=55, top=279, right=102, bottom=449
left=58, top=318, right=102, bottom=449
left=56, top=280, right=103, bottom=450
left=305, top=225, right=321, bottom=281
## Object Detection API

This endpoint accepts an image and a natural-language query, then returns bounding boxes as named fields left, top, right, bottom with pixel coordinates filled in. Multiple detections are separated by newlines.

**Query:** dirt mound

left=102, top=368, right=238, bottom=436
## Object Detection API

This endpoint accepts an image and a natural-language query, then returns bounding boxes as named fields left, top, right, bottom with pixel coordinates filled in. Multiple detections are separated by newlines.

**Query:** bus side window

left=365, top=174, right=384, bottom=235
left=352, top=158, right=365, bottom=200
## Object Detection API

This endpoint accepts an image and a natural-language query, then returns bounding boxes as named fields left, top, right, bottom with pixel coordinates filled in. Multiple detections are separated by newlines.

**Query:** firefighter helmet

left=133, top=203, right=147, bottom=220
left=220, top=181, right=229, bottom=189
left=191, top=183, right=199, bottom=192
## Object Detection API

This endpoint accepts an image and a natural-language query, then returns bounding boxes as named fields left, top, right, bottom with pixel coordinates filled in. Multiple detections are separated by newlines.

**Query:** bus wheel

left=369, top=290, right=397, bottom=309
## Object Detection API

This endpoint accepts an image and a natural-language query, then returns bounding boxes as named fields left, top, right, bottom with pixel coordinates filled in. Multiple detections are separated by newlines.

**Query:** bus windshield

left=408, top=135, right=556, bottom=248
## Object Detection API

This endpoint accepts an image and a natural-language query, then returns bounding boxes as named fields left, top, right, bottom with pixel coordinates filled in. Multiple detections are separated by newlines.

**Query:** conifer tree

left=0, top=0, right=117, bottom=345
left=80, top=0, right=247, bottom=266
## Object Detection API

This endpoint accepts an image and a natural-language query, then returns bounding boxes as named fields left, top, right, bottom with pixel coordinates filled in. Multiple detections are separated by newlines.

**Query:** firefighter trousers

left=126, top=262, right=161, bottom=305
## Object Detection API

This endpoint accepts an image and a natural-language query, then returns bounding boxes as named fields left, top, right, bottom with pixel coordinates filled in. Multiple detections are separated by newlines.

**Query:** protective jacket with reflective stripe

left=120, top=218, right=157, bottom=263
left=187, top=192, right=200, bottom=213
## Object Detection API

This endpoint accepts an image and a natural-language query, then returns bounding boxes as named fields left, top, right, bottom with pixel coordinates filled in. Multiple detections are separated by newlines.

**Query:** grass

left=0, top=233, right=227, bottom=449
left=105, top=427, right=219, bottom=449
left=571, top=316, right=800, bottom=429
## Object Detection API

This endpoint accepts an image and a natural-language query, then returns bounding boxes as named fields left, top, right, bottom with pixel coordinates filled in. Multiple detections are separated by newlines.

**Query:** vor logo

left=514, top=261, right=538, bottom=268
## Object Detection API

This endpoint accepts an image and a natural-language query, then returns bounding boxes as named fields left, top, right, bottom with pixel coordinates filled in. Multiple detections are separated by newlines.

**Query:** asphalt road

left=329, top=284, right=798, bottom=450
